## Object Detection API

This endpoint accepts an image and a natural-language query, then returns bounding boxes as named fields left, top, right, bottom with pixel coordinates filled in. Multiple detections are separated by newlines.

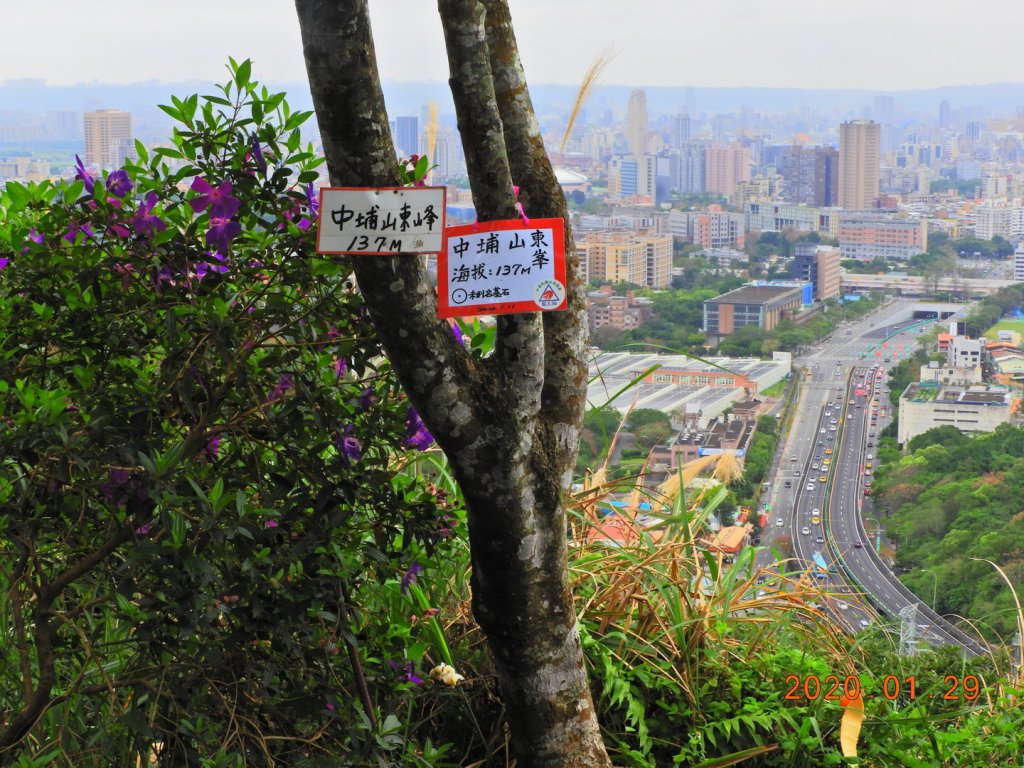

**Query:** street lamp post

left=920, top=569, right=938, bottom=611
left=864, top=515, right=883, bottom=553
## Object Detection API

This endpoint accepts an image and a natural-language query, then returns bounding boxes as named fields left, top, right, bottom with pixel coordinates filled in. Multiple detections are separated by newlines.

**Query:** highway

left=759, top=298, right=987, bottom=655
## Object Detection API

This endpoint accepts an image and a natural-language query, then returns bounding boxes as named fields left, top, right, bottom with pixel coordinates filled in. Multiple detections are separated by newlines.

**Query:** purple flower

left=130, top=192, right=166, bottom=238
left=265, top=519, right=278, bottom=528
left=451, top=321, right=466, bottom=347
left=266, top=373, right=294, bottom=404
left=387, top=659, right=423, bottom=685
left=63, top=222, right=95, bottom=244
left=358, top=387, right=377, bottom=412
left=201, top=435, right=221, bottom=460
left=189, top=177, right=240, bottom=219
left=100, top=468, right=148, bottom=507
left=337, top=425, right=361, bottom=464
left=0, top=257, right=9, bottom=271
left=404, top=407, right=434, bottom=451
left=205, top=217, right=242, bottom=256
left=74, top=155, right=96, bottom=194
left=400, top=562, right=423, bottom=594
left=194, top=261, right=229, bottom=282
left=305, top=182, right=319, bottom=214
left=106, top=169, right=133, bottom=198
left=332, top=357, right=347, bottom=379
left=250, top=133, right=267, bottom=174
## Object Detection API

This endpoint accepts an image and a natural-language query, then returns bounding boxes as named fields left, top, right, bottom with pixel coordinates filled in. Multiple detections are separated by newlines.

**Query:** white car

left=836, top=600, right=849, bottom=610
left=776, top=518, right=784, bottom=528
left=801, top=526, right=810, bottom=535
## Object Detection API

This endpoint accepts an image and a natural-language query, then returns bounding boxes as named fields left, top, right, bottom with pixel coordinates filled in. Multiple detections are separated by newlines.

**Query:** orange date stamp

left=783, top=674, right=983, bottom=703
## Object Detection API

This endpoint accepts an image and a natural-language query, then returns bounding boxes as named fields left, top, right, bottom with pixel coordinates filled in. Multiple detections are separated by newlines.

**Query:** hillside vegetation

left=873, top=424, right=1024, bottom=642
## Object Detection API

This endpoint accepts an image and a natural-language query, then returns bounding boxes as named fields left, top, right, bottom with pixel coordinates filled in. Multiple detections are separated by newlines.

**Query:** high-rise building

left=673, top=112, right=691, bottom=148
left=83, top=108, right=132, bottom=169
left=395, top=116, right=419, bottom=159
left=705, top=143, right=751, bottom=198
left=838, top=120, right=880, bottom=210
left=781, top=145, right=839, bottom=207
left=627, top=89, right=647, bottom=156
left=679, top=141, right=707, bottom=193
left=939, top=100, right=952, bottom=127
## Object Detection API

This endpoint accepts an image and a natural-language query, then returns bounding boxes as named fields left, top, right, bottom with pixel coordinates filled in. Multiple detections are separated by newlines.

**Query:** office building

left=838, top=214, right=927, bottom=261
left=897, top=381, right=1012, bottom=446
left=838, top=120, right=880, bottom=209
left=745, top=200, right=842, bottom=239
left=608, top=154, right=655, bottom=204
left=791, top=244, right=841, bottom=300
left=702, top=284, right=805, bottom=345
left=83, top=108, right=132, bottom=169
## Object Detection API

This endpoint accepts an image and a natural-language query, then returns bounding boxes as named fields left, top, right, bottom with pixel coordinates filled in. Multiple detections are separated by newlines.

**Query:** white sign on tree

left=316, top=187, right=446, bottom=254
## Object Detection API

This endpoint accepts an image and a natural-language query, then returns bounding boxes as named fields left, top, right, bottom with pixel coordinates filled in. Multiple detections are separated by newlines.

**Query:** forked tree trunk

left=293, top=1, right=610, bottom=766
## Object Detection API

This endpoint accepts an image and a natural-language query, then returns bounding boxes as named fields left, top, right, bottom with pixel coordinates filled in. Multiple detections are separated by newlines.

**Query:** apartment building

left=838, top=120, right=880, bottom=210
left=578, top=230, right=672, bottom=288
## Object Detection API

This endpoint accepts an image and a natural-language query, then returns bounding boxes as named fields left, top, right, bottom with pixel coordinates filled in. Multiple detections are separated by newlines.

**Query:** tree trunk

left=293, top=1, right=610, bottom=765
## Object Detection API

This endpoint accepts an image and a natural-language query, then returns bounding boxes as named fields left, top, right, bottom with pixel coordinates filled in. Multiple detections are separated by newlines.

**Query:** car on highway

left=836, top=600, right=848, bottom=610
left=853, top=540, right=863, bottom=548
left=812, top=514, right=820, bottom=525
left=801, top=527, right=810, bottom=535
left=824, top=448, right=833, bottom=455
left=819, top=474, right=827, bottom=482
left=805, top=484, right=815, bottom=491
left=848, top=399, right=855, bottom=405
left=793, top=470, right=801, bottom=476
left=784, top=480, right=792, bottom=488
left=816, top=536, right=824, bottom=544
left=859, top=619, right=871, bottom=628
left=776, top=518, right=784, bottom=527
left=812, top=463, right=819, bottom=470
left=822, top=458, right=831, bottom=466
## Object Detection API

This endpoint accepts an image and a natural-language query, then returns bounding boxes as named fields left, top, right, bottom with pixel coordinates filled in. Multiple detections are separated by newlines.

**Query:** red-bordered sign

left=437, top=218, right=567, bottom=319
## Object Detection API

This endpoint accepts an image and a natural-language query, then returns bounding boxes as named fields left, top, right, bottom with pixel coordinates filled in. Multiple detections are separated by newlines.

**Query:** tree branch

left=294, top=0, right=486, bottom=453
left=437, top=0, right=545, bottom=433
left=483, top=0, right=589, bottom=482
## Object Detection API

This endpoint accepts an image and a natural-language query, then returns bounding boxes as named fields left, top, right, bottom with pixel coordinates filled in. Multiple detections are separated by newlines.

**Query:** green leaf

left=234, top=58, right=252, bottom=89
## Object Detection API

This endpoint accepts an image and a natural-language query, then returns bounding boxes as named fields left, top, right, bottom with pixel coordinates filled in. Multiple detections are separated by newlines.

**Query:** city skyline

left=3, top=1, right=1024, bottom=92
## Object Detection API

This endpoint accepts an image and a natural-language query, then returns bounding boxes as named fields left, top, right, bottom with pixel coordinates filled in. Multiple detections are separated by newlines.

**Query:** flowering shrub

left=0, top=61, right=463, bottom=765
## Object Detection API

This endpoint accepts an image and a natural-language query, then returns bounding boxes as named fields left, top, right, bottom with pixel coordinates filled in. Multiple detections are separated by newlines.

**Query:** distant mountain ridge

left=3, top=79, right=1024, bottom=123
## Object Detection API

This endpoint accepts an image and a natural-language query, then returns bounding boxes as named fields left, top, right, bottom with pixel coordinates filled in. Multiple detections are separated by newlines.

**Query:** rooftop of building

left=903, top=380, right=1011, bottom=405
left=705, top=283, right=803, bottom=305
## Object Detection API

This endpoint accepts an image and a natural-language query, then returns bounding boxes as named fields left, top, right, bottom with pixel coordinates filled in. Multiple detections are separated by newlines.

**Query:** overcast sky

left=4, top=0, right=1023, bottom=91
